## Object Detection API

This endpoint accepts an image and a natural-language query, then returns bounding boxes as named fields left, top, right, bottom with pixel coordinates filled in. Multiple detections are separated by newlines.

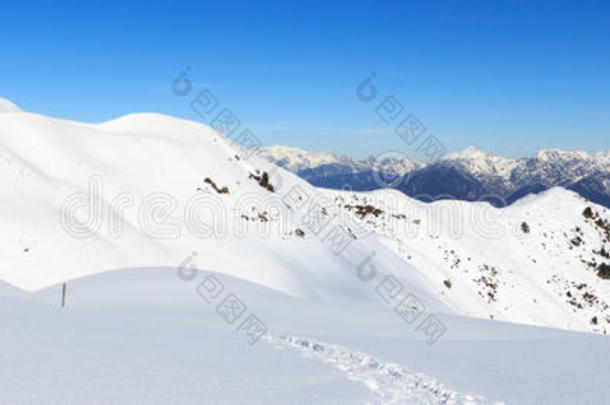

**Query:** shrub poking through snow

left=597, top=263, right=610, bottom=280
left=583, top=207, right=595, bottom=219
left=249, top=171, right=275, bottom=192
left=521, top=222, right=530, bottom=233
left=343, top=204, right=383, bottom=219
left=203, top=177, right=229, bottom=194
left=594, top=246, right=610, bottom=259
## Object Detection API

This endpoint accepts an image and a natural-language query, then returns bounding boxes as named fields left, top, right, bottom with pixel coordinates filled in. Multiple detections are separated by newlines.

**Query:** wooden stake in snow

left=61, top=283, right=67, bottom=307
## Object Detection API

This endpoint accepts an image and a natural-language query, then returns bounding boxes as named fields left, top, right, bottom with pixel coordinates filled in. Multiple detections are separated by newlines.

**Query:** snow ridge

left=331, top=187, right=610, bottom=334
left=0, top=97, right=23, bottom=113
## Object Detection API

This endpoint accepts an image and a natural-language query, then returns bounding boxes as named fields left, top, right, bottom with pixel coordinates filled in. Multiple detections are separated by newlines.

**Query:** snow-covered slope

left=0, top=105, right=443, bottom=309
left=329, top=187, right=610, bottom=334
left=3, top=101, right=610, bottom=334
left=4, top=268, right=610, bottom=404
left=3, top=100, right=610, bottom=403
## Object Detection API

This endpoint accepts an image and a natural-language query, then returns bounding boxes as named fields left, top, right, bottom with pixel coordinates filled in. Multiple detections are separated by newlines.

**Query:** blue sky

left=1, top=0, right=609, bottom=158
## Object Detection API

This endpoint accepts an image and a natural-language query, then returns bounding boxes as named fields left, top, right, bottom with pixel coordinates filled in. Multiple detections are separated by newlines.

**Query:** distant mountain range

left=260, top=145, right=610, bottom=208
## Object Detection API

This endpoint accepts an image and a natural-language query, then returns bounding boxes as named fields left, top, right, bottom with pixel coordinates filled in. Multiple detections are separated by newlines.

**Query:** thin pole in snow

left=61, top=283, right=67, bottom=307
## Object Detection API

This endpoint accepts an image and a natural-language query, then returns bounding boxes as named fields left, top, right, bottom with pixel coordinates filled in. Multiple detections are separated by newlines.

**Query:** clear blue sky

left=2, top=0, right=609, bottom=158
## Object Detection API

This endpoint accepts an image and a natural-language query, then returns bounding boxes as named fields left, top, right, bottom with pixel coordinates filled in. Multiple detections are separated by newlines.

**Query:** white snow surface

left=2, top=101, right=610, bottom=403
left=0, top=108, right=441, bottom=307
left=331, top=187, right=610, bottom=334
left=1, top=269, right=610, bottom=404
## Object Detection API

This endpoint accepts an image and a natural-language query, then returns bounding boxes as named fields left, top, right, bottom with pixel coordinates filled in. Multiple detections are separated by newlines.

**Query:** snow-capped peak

left=259, top=146, right=423, bottom=175
left=445, top=145, right=488, bottom=159
left=362, top=153, right=422, bottom=175
left=442, top=146, right=518, bottom=180
left=533, top=148, right=592, bottom=162
left=263, top=143, right=608, bottom=192
left=594, top=151, right=610, bottom=170
left=259, top=145, right=349, bottom=172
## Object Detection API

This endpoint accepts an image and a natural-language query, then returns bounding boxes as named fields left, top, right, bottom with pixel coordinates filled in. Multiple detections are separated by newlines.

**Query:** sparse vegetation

left=204, top=177, right=229, bottom=194
left=343, top=204, right=383, bottom=219
left=249, top=171, right=275, bottom=192
left=570, top=236, right=583, bottom=247
left=521, top=222, right=530, bottom=234
left=474, top=264, right=499, bottom=303
left=583, top=207, right=595, bottom=219
left=597, top=263, right=610, bottom=280
left=258, top=212, right=269, bottom=222
left=594, top=246, right=610, bottom=259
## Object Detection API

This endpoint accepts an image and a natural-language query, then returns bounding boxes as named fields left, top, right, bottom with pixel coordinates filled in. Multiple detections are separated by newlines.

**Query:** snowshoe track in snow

left=265, top=334, right=496, bottom=404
